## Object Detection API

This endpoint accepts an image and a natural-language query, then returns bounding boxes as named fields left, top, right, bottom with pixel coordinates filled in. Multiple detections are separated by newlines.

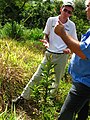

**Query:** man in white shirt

left=12, top=1, right=77, bottom=105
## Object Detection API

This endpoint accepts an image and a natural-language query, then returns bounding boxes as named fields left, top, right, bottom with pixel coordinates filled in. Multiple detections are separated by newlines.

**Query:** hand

left=40, top=39, right=49, bottom=48
left=63, top=48, right=71, bottom=54
left=54, top=21, right=65, bottom=37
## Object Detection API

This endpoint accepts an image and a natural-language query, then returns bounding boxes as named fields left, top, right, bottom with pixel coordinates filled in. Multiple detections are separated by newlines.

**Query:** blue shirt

left=69, top=28, right=90, bottom=87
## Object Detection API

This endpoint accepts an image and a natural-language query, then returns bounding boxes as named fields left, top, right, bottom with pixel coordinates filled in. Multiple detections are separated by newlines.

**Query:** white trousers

left=21, top=51, right=68, bottom=100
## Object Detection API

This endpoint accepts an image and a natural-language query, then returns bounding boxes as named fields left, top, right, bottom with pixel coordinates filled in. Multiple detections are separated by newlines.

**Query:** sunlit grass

left=0, top=104, right=27, bottom=120
left=0, top=38, right=89, bottom=120
left=0, top=38, right=44, bottom=71
left=0, top=38, right=44, bottom=110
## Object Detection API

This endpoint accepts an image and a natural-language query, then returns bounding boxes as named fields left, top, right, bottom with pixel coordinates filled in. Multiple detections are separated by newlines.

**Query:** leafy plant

left=1, top=22, right=25, bottom=40
left=1, top=22, right=43, bottom=41
left=71, top=16, right=89, bottom=40
left=23, top=27, right=43, bottom=41
left=30, top=56, right=57, bottom=119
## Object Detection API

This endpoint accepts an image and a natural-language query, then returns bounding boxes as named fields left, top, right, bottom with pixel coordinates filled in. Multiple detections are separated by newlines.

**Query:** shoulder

left=68, top=19, right=76, bottom=27
left=47, top=16, right=58, bottom=21
left=86, top=29, right=90, bottom=37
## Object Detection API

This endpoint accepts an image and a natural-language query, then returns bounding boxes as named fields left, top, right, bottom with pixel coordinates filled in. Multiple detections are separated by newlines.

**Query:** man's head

left=60, top=1, right=74, bottom=19
left=85, top=0, right=90, bottom=20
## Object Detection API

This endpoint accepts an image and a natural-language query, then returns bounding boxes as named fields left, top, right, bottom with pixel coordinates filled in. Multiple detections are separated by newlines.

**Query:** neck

left=59, top=15, right=68, bottom=24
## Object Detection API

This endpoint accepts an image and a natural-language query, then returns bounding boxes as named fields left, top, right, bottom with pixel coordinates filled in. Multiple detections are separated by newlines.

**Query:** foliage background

left=0, top=0, right=89, bottom=40
left=0, top=0, right=90, bottom=119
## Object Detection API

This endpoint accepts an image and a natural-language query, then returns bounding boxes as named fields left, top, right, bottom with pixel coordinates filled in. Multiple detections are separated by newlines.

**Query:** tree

left=0, top=0, right=29, bottom=25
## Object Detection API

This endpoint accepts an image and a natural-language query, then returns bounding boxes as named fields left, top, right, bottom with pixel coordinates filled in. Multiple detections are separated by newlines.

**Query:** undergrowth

left=0, top=38, right=72, bottom=120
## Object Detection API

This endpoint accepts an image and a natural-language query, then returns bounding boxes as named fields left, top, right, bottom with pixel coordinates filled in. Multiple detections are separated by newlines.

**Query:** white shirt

left=43, top=16, right=78, bottom=53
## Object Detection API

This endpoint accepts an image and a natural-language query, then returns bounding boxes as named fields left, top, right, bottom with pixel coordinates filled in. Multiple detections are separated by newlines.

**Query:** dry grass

left=0, top=38, right=44, bottom=114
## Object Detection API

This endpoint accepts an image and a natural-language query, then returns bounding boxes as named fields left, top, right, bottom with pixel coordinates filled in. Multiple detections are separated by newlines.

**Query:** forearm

left=54, top=21, right=87, bottom=59
left=60, top=32, right=86, bottom=59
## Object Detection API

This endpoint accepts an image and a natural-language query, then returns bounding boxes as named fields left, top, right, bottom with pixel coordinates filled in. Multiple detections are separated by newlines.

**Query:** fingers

left=40, top=39, right=47, bottom=43
left=55, top=20, right=63, bottom=27
left=54, top=19, right=65, bottom=37
left=40, top=39, right=49, bottom=48
left=63, top=48, right=71, bottom=54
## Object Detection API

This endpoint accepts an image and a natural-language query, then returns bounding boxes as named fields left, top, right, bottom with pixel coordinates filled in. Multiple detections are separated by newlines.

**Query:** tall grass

left=0, top=38, right=44, bottom=111
left=0, top=38, right=72, bottom=119
left=0, top=105, right=27, bottom=120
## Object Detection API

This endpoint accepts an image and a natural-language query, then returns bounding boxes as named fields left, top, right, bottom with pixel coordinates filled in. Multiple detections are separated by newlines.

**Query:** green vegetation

left=0, top=38, right=44, bottom=101
left=0, top=0, right=90, bottom=119
left=0, top=0, right=89, bottom=40
left=0, top=37, right=72, bottom=119
left=0, top=105, right=27, bottom=120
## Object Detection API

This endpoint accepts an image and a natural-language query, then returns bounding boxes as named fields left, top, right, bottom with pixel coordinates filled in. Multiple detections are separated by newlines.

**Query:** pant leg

left=51, top=54, right=68, bottom=94
left=76, top=101, right=89, bottom=120
left=58, top=82, right=90, bottom=120
left=21, top=51, right=49, bottom=100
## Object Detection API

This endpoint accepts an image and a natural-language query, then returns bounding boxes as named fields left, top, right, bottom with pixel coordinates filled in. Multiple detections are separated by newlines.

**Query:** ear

left=60, top=7, right=62, bottom=13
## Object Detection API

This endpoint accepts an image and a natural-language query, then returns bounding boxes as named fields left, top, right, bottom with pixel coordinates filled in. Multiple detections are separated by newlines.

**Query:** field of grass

left=0, top=38, right=89, bottom=120
left=0, top=38, right=71, bottom=119
left=0, top=38, right=44, bottom=107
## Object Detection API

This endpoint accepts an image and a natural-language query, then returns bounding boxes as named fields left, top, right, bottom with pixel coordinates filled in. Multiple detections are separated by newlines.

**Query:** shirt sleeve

left=80, top=36, right=90, bottom=59
left=43, top=17, right=52, bottom=35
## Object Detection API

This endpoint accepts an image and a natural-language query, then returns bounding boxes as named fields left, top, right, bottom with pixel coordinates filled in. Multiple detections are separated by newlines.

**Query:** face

left=85, top=0, right=90, bottom=20
left=60, top=6, right=73, bottom=19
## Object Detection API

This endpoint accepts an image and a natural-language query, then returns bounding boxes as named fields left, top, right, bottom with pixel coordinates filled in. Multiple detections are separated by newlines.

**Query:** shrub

left=1, top=22, right=25, bottom=40
left=71, top=16, right=89, bottom=40
left=24, top=2, right=57, bottom=29
left=23, top=28, right=43, bottom=41
left=1, top=22, right=43, bottom=41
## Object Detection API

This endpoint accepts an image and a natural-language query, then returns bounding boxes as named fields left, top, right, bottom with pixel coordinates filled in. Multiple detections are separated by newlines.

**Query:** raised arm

left=54, top=21, right=86, bottom=59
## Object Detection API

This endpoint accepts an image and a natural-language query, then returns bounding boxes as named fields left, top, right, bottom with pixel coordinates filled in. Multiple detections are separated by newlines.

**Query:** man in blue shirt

left=54, top=0, right=90, bottom=119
